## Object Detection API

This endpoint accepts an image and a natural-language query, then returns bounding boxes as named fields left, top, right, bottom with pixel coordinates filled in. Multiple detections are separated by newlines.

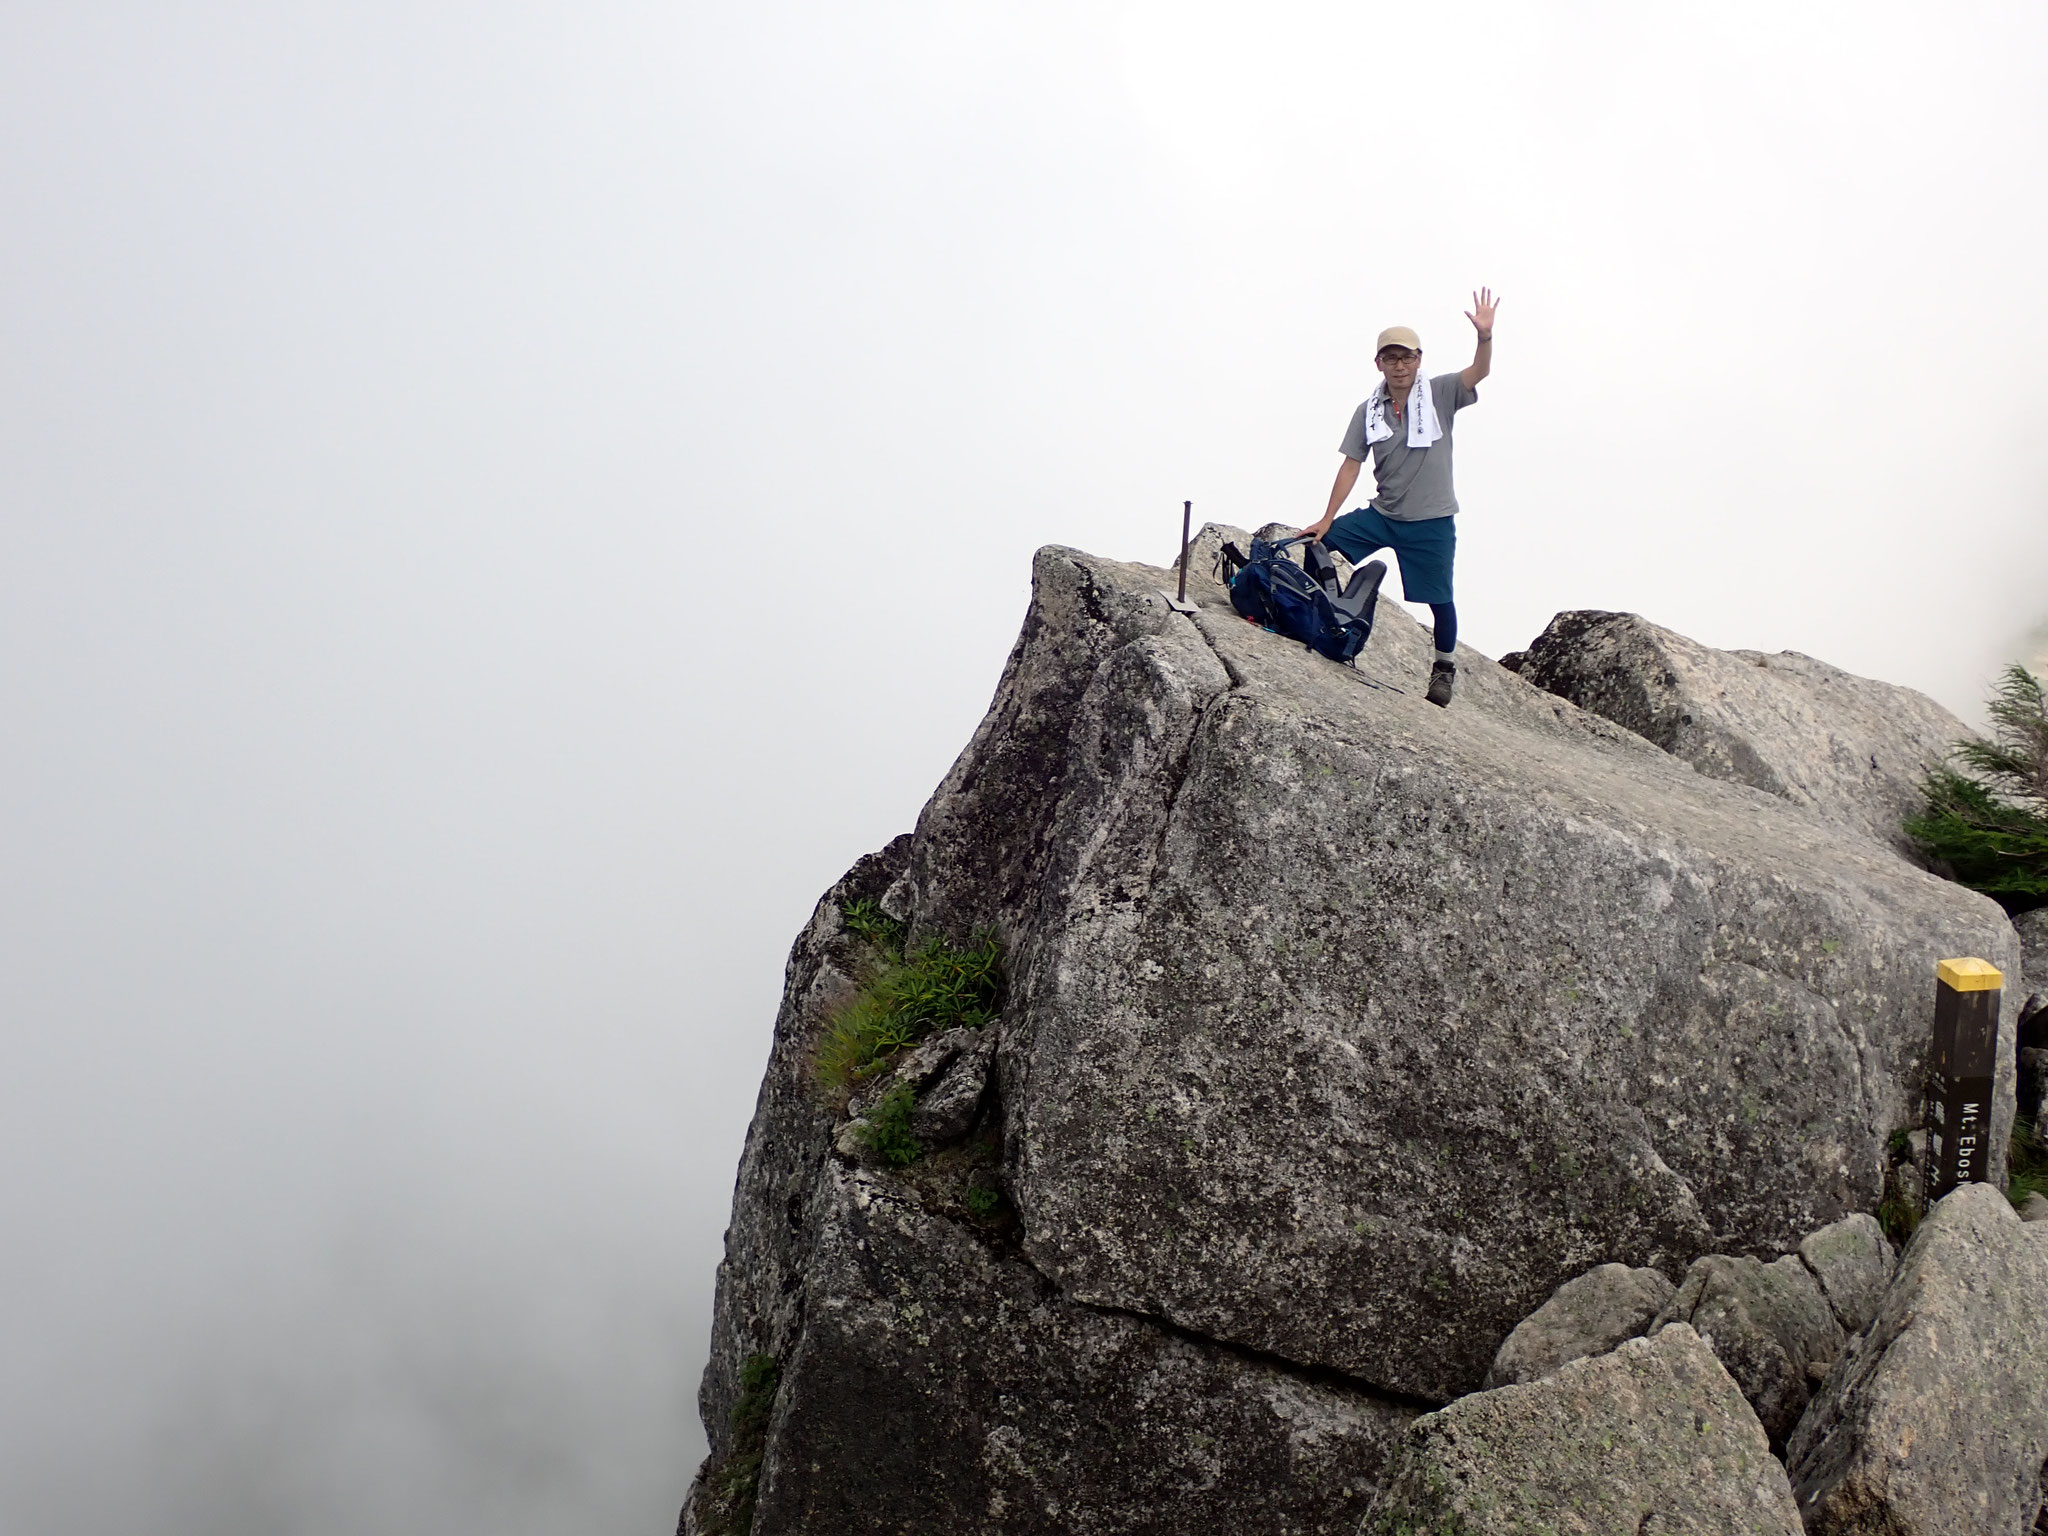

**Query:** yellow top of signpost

left=1937, top=957, right=2003, bottom=992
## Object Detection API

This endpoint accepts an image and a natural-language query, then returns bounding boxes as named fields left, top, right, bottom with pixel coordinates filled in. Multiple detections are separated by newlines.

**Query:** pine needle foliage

left=1906, top=664, right=2048, bottom=908
left=814, top=905, right=1004, bottom=1096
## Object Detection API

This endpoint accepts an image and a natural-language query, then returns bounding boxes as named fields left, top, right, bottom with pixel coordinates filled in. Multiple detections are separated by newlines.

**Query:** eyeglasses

left=1376, top=350, right=1418, bottom=363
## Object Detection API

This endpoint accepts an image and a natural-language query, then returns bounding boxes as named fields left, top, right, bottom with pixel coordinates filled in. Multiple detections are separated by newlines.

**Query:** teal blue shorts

left=1323, top=506, right=1456, bottom=605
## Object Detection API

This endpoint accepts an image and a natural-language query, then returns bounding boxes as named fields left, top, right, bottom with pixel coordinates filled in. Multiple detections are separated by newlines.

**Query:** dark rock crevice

left=1071, top=1292, right=1447, bottom=1415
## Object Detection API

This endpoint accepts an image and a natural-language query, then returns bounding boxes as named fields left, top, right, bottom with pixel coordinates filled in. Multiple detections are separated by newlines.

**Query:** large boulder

left=687, top=544, right=2025, bottom=1525
left=1785, top=1182, right=2048, bottom=1536
left=1505, top=609, right=1969, bottom=859
left=913, top=547, right=2017, bottom=1401
left=1650, top=1252, right=1845, bottom=1447
left=1483, top=1262, right=1674, bottom=1388
left=741, top=1163, right=1412, bottom=1535
left=1366, top=1323, right=1803, bottom=1535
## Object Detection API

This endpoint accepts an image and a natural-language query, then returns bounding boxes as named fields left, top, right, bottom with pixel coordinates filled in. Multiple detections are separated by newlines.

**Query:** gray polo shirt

left=1338, top=372, right=1478, bottom=522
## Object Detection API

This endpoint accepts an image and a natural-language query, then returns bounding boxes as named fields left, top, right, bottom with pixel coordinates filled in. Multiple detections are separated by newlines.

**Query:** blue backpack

left=1224, top=535, right=1387, bottom=664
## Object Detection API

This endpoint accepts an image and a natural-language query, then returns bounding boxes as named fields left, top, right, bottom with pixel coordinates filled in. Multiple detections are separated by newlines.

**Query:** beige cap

left=1375, top=326, right=1421, bottom=354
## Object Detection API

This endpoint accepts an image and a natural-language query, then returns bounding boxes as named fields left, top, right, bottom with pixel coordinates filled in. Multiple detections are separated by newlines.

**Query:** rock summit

left=682, top=534, right=2027, bottom=1534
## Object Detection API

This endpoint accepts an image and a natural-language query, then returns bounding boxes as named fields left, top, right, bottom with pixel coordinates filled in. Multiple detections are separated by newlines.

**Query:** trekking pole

left=1178, top=500, right=1191, bottom=604
left=1160, top=499, right=1196, bottom=614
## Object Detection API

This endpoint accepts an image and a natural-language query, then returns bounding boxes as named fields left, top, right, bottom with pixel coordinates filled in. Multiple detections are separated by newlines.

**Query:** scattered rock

left=1482, top=1262, right=1674, bottom=1388
left=835, top=1028, right=996, bottom=1162
left=1511, top=608, right=1970, bottom=858
left=847, top=1026, right=981, bottom=1118
left=1785, top=1182, right=2048, bottom=1536
left=1651, top=1253, right=1846, bottom=1447
left=1797, top=1212, right=1896, bottom=1335
left=1367, top=1323, right=1802, bottom=1536
left=907, top=1027, right=995, bottom=1144
left=2018, top=1191, right=2048, bottom=1223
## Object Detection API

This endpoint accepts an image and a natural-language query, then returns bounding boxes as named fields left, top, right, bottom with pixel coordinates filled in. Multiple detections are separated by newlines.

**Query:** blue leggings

left=1430, top=603, right=1457, bottom=656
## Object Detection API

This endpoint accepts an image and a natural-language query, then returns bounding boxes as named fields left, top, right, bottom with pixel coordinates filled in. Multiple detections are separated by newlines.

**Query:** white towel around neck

left=1362, top=373, right=1442, bottom=450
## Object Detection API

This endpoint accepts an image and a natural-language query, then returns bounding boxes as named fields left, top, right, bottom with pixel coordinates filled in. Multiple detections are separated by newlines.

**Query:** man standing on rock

left=1301, top=289, right=1497, bottom=707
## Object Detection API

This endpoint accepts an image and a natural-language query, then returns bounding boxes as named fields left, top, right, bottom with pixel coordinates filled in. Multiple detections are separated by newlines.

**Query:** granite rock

left=692, top=838, right=910, bottom=1485
left=1651, top=1252, right=1845, bottom=1446
left=2015, top=907, right=2048, bottom=996
left=686, top=544, right=2026, bottom=1527
left=1175, top=520, right=1256, bottom=592
left=1367, top=1323, right=1802, bottom=1535
left=908, top=1027, right=995, bottom=1144
left=742, top=1163, right=1413, bottom=1536
left=1511, top=609, right=1969, bottom=859
left=1482, top=1262, right=1675, bottom=1388
left=1785, top=1182, right=2048, bottom=1536
left=2018, top=908, right=2048, bottom=1054
left=845, top=1025, right=977, bottom=1119
left=1796, top=1212, right=1896, bottom=1335
left=910, top=547, right=2016, bottom=1401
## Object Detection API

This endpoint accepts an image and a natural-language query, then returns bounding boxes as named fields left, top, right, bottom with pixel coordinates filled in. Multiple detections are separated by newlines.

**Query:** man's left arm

left=1459, top=286, right=1498, bottom=389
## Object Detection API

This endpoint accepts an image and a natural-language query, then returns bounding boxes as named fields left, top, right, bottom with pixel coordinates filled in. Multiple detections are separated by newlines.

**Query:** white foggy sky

left=2, top=4, right=2043, bottom=1533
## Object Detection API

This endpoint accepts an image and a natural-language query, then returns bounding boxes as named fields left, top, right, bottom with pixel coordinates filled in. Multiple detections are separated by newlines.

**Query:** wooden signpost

left=1928, top=956, right=2002, bottom=1200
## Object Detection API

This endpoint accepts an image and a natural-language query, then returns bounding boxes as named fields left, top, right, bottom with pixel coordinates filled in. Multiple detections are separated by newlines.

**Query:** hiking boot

left=1426, top=660, right=1456, bottom=708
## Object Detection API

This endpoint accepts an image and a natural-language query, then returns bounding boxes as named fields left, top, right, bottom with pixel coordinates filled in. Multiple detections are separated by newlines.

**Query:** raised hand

left=1465, top=287, right=1499, bottom=339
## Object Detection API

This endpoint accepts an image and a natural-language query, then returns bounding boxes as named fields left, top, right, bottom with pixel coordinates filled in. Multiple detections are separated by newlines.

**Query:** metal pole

left=1928, top=956, right=2001, bottom=1199
left=1177, top=500, right=1192, bottom=604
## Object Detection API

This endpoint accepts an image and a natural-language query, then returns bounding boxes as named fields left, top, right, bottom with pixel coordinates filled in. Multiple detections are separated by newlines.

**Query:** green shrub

left=698, top=1353, right=779, bottom=1535
left=1876, top=1129, right=1923, bottom=1244
left=1906, top=664, right=2048, bottom=908
left=841, top=896, right=905, bottom=958
left=2011, top=1114, right=2048, bottom=1210
left=964, top=1179, right=1003, bottom=1219
left=859, top=1082, right=923, bottom=1166
left=1875, top=1194, right=1920, bottom=1247
left=731, top=1352, right=778, bottom=1438
left=815, top=917, right=1003, bottom=1095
